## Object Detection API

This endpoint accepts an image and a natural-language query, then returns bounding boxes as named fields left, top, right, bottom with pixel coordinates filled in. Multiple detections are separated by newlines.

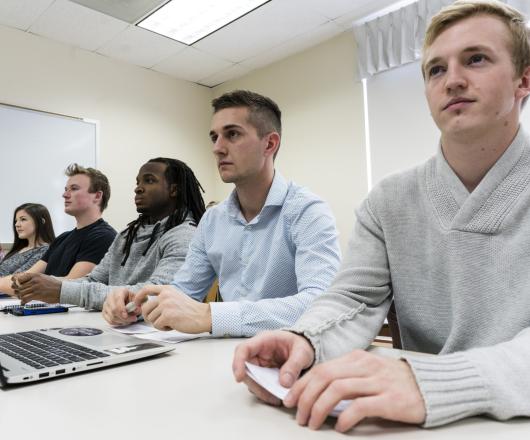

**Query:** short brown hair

left=212, top=90, right=282, bottom=138
left=422, top=0, right=530, bottom=78
left=212, top=90, right=282, bottom=159
left=65, top=163, right=111, bottom=212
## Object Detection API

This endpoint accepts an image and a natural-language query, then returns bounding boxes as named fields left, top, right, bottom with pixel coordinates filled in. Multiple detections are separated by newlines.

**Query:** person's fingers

left=278, top=336, right=314, bottom=388
left=141, top=298, right=158, bottom=319
left=107, top=288, right=131, bottom=320
left=133, top=288, right=151, bottom=306
left=103, top=292, right=137, bottom=325
left=102, top=307, right=121, bottom=326
left=232, top=338, right=266, bottom=382
left=16, top=284, right=35, bottom=297
left=11, top=276, right=20, bottom=290
left=134, top=285, right=164, bottom=306
left=286, top=354, right=368, bottom=417
left=334, top=396, right=384, bottom=433
left=106, top=311, right=137, bottom=326
left=154, top=312, right=176, bottom=331
left=145, top=303, right=162, bottom=327
left=102, top=306, right=111, bottom=324
left=20, top=293, right=37, bottom=305
left=242, top=376, right=282, bottom=406
left=15, top=273, right=32, bottom=285
left=307, top=378, right=378, bottom=430
left=293, top=371, right=331, bottom=426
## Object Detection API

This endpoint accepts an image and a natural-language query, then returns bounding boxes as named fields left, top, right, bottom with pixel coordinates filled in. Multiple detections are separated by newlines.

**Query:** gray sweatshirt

left=291, top=128, right=530, bottom=427
left=60, top=216, right=196, bottom=310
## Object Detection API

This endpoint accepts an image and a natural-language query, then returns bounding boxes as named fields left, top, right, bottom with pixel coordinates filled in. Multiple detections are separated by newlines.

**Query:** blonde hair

left=422, top=0, right=530, bottom=78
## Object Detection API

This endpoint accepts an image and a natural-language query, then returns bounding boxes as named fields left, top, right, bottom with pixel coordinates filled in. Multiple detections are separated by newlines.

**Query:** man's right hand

left=102, top=288, right=139, bottom=325
left=232, top=330, right=315, bottom=405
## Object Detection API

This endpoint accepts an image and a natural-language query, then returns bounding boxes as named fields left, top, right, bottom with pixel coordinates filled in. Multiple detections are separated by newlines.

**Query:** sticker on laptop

left=106, top=343, right=162, bottom=355
left=59, top=327, right=103, bottom=336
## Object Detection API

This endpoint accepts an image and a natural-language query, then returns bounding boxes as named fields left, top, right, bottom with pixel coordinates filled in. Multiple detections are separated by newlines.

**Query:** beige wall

left=213, top=33, right=368, bottom=250
left=1, top=25, right=367, bottom=250
left=0, top=24, right=214, bottom=232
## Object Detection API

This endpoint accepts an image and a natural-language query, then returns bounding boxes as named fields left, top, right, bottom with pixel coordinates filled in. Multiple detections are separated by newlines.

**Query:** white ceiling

left=0, top=0, right=405, bottom=87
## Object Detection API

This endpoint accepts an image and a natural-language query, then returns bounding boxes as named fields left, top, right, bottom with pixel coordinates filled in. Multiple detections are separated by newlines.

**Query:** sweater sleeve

left=289, top=197, right=392, bottom=361
left=404, top=326, right=530, bottom=427
left=60, top=223, right=196, bottom=310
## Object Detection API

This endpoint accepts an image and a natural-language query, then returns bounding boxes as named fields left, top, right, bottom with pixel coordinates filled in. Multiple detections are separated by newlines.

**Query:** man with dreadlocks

left=14, top=158, right=205, bottom=310
left=104, top=90, right=341, bottom=337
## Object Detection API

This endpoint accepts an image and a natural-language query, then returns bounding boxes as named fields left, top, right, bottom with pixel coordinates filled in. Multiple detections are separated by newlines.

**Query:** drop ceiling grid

left=0, top=0, right=406, bottom=86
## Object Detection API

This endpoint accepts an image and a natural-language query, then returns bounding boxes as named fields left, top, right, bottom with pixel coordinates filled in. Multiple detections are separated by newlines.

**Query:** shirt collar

left=226, top=170, right=289, bottom=222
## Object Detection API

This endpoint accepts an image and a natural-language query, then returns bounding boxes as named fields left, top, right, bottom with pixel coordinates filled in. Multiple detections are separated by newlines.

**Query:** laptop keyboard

left=0, top=331, right=110, bottom=369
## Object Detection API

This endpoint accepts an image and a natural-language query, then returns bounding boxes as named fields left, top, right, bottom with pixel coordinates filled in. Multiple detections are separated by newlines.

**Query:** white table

left=1, top=304, right=530, bottom=440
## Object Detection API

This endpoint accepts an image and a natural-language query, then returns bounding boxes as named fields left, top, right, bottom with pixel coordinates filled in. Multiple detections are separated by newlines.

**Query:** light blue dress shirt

left=172, top=171, right=341, bottom=337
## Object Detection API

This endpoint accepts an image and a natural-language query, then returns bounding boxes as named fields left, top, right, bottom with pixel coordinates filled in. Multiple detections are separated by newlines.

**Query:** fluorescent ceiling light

left=138, top=0, right=270, bottom=45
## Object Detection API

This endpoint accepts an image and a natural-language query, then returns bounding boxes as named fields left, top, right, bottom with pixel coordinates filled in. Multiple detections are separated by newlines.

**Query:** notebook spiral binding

left=0, top=303, right=65, bottom=314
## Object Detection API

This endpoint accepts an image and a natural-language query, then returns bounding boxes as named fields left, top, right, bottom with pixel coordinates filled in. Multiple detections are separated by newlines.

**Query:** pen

left=125, top=296, right=148, bottom=314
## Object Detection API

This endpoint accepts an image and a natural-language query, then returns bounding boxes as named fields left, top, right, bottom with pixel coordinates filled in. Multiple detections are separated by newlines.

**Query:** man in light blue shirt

left=103, top=90, right=341, bottom=337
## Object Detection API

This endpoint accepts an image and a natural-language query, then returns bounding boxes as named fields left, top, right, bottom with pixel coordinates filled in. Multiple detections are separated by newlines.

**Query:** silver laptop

left=0, top=326, right=174, bottom=386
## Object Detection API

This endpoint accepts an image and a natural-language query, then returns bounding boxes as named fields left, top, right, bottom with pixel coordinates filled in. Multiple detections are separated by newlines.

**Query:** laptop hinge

left=0, top=361, right=8, bottom=387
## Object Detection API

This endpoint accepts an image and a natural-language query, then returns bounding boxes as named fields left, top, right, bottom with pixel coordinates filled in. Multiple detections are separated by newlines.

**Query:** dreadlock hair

left=120, top=158, right=206, bottom=266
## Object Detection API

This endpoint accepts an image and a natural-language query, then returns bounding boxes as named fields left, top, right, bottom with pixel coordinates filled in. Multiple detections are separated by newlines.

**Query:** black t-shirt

left=43, top=219, right=116, bottom=277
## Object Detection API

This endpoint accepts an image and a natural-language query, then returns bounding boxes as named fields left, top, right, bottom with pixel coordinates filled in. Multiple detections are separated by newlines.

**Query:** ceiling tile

left=194, top=0, right=328, bottom=63
left=70, top=0, right=167, bottom=24
left=28, top=0, right=129, bottom=52
left=240, top=21, right=344, bottom=70
left=152, top=47, right=233, bottom=83
left=198, top=64, right=253, bottom=88
left=97, top=26, right=186, bottom=68
left=0, top=0, right=54, bottom=31
left=334, top=0, right=412, bottom=28
left=302, top=0, right=376, bottom=20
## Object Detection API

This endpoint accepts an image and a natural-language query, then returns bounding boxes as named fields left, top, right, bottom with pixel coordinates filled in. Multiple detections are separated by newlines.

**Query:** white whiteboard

left=0, top=103, right=98, bottom=243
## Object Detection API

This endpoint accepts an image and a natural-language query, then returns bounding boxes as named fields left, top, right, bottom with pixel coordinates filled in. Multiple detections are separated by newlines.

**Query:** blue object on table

left=1, top=303, right=69, bottom=316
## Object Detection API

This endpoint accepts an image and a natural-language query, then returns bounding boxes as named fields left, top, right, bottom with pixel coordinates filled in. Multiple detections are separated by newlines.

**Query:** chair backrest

left=387, top=300, right=402, bottom=349
left=203, top=280, right=222, bottom=303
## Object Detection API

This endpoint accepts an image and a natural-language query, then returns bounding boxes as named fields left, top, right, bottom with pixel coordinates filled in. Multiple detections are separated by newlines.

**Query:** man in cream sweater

left=233, top=0, right=530, bottom=432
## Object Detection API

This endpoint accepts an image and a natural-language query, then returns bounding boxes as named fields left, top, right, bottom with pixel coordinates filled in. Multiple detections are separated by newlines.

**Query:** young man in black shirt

left=0, top=164, right=116, bottom=294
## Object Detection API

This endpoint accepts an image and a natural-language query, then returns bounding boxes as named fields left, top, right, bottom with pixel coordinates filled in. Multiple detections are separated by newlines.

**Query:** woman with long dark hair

left=0, top=203, right=55, bottom=277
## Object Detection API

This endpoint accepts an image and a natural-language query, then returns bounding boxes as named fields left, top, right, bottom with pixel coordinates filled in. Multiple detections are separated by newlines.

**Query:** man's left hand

left=283, top=350, right=426, bottom=432
left=134, top=285, right=212, bottom=334
left=12, top=273, right=62, bottom=304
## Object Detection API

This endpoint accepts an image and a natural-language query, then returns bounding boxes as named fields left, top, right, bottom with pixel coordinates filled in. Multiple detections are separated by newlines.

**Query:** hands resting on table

left=232, top=330, right=426, bottom=432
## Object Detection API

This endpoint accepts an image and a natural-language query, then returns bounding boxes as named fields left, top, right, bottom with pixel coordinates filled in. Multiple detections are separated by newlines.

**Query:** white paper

left=111, top=322, right=158, bottom=334
left=135, top=330, right=209, bottom=344
left=245, top=362, right=351, bottom=417
left=110, top=322, right=209, bottom=343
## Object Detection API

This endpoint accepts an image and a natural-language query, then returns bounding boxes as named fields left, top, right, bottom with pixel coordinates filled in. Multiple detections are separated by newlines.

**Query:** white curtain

left=353, top=0, right=529, bottom=79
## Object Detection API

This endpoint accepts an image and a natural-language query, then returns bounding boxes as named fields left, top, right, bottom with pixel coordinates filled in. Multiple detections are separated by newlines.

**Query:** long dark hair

left=120, top=158, right=206, bottom=265
left=5, top=203, right=55, bottom=260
